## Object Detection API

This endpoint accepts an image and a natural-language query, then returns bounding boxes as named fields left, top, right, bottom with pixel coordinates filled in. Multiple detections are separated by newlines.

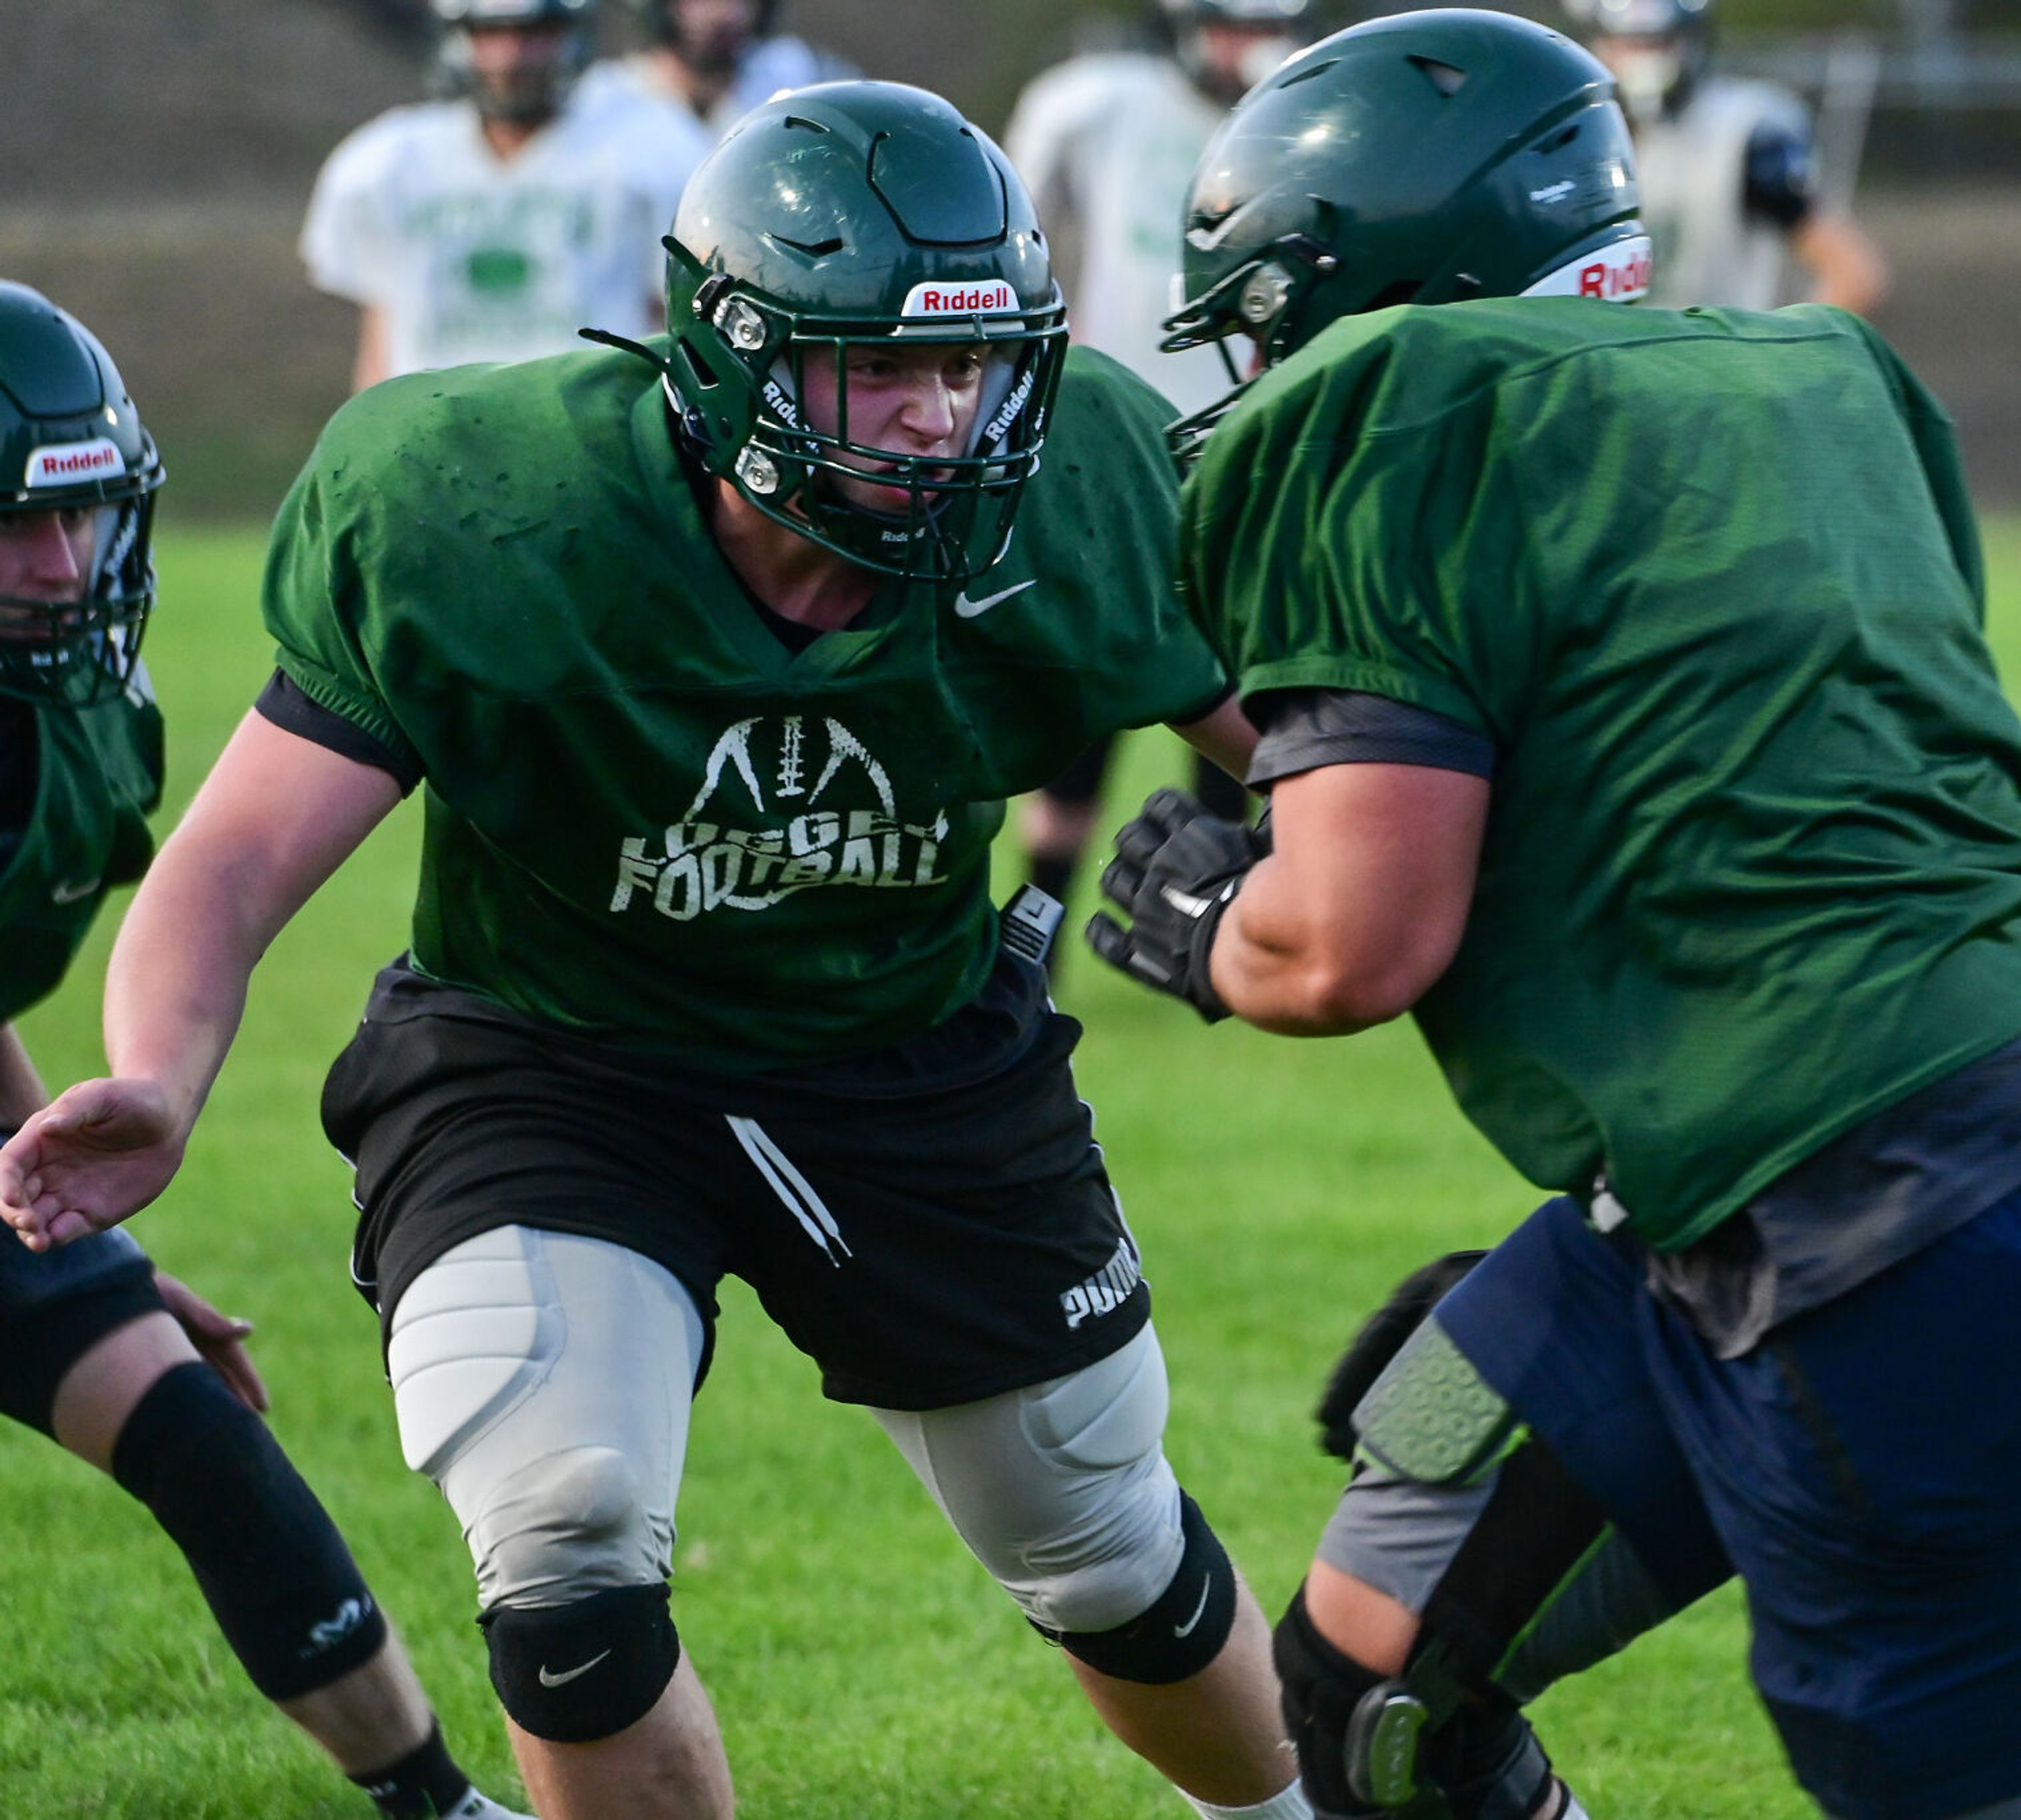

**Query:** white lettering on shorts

left=1059, top=1235, right=1144, bottom=1331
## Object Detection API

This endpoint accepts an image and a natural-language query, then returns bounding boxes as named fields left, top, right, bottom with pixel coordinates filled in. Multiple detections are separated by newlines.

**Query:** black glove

left=1314, top=1251, right=1488, bottom=1461
left=1085, top=787, right=1266, bottom=1023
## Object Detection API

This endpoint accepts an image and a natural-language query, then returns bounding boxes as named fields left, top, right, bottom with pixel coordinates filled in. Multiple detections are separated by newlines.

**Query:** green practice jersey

left=265, top=344, right=1223, bottom=1068
left=0, top=681, right=163, bottom=1026
left=1183, top=298, right=2021, bottom=1249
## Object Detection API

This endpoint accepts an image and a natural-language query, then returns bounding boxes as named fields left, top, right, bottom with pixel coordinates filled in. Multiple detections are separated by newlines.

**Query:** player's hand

left=1085, top=787, right=1268, bottom=1022
left=151, top=1269, right=269, bottom=1414
left=0, top=1078, right=187, bottom=1253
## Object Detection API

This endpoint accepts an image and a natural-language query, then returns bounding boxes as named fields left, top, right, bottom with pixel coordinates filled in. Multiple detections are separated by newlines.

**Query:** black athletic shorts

left=323, top=950, right=1152, bottom=1411
left=0, top=1162, right=162, bottom=1436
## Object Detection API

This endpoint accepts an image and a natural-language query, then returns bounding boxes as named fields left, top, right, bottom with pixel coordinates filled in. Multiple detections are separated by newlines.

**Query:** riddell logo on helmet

left=901, top=281, right=1018, bottom=318
left=1577, top=246, right=1653, bottom=299
left=1520, top=234, right=1653, bottom=304
left=26, top=438, right=125, bottom=487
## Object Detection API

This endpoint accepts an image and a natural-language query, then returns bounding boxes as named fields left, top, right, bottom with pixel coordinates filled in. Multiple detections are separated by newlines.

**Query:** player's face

left=669, top=0, right=762, bottom=73
left=1593, top=33, right=1683, bottom=122
left=0, top=506, right=95, bottom=632
left=464, top=19, right=574, bottom=115
left=799, top=342, right=989, bottom=515
left=1189, top=22, right=1299, bottom=104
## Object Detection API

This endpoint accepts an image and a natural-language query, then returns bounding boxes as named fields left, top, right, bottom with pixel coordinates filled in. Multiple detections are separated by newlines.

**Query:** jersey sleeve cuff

left=1248, top=688, right=1496, bottom=786
left=256, top=668, right=423, bottom=796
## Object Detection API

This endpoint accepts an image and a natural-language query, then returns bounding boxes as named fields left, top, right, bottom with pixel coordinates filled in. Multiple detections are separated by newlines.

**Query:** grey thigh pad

left=388, top=1226, right=705, bottom=1608
left=1317, top=1461, right=1499, bottom=1617
left=873, top=1323, right=1183, bottom=1634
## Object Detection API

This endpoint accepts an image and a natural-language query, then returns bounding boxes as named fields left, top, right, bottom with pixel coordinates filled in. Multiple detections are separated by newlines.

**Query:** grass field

left=5, top=515, right=2019, bottom=1818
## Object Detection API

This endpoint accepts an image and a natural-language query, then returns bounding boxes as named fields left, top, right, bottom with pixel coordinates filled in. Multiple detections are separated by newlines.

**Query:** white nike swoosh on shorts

left=1172, top=1577, right=1213, bottom=1638
left=537, top=1648, right=613, bottom=1688
left=953, top=578, right=1036, bottom=618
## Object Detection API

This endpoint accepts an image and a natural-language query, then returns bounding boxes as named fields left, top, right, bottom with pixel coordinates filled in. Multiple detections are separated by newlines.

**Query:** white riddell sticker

left=899, top=280, right=1019, bottom=318
left=25, top=438, right=125, bottom=487
left=1520, top=234, right=1653, bottom=303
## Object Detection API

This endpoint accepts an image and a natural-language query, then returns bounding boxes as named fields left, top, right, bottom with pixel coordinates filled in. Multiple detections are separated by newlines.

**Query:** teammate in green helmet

left=0, top=288, right=162, bottom=707
left=1090, top=12, right=2021, bottom=1820
left=1160, top=6, right=1646, bottom=460
left=2, top=86, right=1314, bottom=1820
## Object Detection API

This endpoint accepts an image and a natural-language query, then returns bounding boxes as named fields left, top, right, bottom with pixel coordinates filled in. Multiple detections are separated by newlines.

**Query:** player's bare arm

left=352, top=302, right=393, bottom=393
left=0, top=1023, right=48, bottom=1132
left=1792, top=211, right=1890, bottom=315
left=0, top=714, right=402, bottom=1248
left=1172, top=692, right=1257, bottom=784
left=1209, top=761, right=1487, bottom=1034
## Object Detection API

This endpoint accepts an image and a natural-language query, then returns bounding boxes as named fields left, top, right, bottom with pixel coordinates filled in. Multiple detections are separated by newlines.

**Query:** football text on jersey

left=608, top=713, right=952, bottom=919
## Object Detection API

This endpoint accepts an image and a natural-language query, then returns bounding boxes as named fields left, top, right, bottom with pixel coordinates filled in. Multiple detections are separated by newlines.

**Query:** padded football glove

left=1085, top=787, right=1266, bottom=1023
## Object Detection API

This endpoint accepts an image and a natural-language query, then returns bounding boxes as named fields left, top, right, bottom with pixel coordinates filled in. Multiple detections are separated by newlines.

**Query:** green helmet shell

left=0, top=283, right=163, bottom=706
left=658, top=81, right=1068, bottom=584
left=1164, top=8, right=1646, bottom=448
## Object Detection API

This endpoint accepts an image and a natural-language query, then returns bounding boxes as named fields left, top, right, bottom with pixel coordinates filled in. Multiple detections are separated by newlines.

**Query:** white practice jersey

left=302, top=81, right=711, bottom=377
left=578, top=36, right=859, bottom=143
left=1005, top=52, right=1232, bottom=417
left=1635, top=75, right=1812, bottom=311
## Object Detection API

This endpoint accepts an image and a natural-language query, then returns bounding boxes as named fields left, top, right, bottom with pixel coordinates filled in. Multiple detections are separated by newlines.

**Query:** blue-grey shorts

left=1440, top=1192, right=2021, bottom=1820
left=0, top=1215, right=160, bottom=1435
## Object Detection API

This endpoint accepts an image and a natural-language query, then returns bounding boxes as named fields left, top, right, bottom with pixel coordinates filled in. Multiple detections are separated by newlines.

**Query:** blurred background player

left=1564, top=0, right=1888, bottom=311
left=302, top=0, right=709, bottom=391
left=0, top=279, right=525, bottom=1820
left=582, top=0, right=856, bottom=139
left=1002, top=0, right=1317, bottom=959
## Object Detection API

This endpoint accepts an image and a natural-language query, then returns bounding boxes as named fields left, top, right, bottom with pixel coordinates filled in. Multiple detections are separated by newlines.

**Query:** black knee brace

left=482, top=1584, right=681, bottom=1743
left=1050, top=1490, right=1238, bottom=1686
left=1274, top=1586, right=1554, bottom=1820
left=111, top=1360, right=388, bottom=1701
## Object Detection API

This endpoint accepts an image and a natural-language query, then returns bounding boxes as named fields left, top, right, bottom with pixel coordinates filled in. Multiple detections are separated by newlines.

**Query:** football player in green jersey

left=1090, top=12, right=2021, bottom=1820
left=0, top=89, right=1312, bottom=1820
left=0, top=283, right=525, bottom=1820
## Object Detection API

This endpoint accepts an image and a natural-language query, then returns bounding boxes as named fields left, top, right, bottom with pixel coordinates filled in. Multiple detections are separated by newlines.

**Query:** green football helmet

left=639, top=81, right=1068, bottom=585
left=1163, top=7, right=1647, bottom=459
left=0, top=283, right=164, bottom=707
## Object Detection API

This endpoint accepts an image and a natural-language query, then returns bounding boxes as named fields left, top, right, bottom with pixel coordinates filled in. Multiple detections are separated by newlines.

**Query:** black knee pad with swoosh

left=1044, top=1489, right=1237, bottom=1685
left=483, top=1583, right=680, bottom=1742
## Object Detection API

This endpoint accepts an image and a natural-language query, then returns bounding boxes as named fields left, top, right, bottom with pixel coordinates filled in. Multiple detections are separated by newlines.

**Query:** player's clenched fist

left=1086, top=787, right=1267, bottom=1022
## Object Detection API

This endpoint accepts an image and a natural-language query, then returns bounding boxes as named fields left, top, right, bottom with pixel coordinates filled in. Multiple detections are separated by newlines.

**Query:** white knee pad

left=874, top=1323, right=1184, bottom=1634
left=388, top=1226, right=706, bottom=1608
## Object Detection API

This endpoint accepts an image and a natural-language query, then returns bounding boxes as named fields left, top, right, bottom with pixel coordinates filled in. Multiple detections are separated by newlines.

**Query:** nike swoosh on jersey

left=537, top=1648, right=613, bottom=1688
left=1172, top=1577, right=1214, bottom=1638
left=50, top=876, right=102, bottom=906
left=953, top=578, right=1037, bottom=618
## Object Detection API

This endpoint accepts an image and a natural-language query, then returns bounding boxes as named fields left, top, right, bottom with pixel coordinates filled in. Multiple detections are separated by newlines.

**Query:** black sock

left=351, top=1722, right=473, bottom=1819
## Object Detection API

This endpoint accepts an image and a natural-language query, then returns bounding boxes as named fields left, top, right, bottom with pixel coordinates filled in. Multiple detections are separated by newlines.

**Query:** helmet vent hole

left=1278, top=57, right=1339, bottom=88
left=1407, top=56, right=1470, bottom=97
left=1534, top=123, right=1582, bottom=154
left=768, top=234, right=845, bottom=258
left=781, top=116, right=831, bottom=134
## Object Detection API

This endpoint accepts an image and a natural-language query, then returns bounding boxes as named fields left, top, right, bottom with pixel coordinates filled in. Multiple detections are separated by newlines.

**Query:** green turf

left=3, top=516, right=2018, bottom=1816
